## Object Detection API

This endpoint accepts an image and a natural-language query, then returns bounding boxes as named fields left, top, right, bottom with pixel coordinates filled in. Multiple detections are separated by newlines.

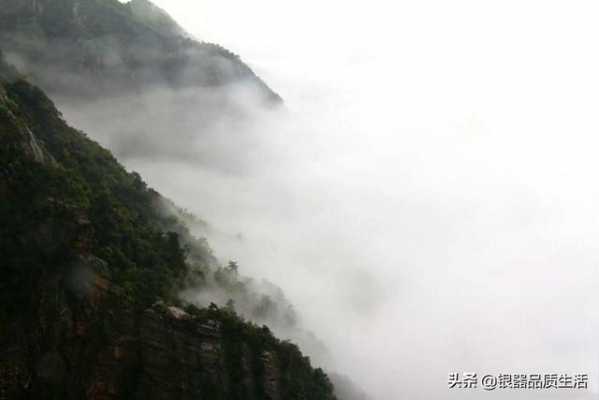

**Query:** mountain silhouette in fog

left=0, top=0, right=281, bottom=103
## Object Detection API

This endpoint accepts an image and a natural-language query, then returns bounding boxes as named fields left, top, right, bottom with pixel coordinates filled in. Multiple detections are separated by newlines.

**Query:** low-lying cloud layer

left=63, top=1, right=599, bottom=399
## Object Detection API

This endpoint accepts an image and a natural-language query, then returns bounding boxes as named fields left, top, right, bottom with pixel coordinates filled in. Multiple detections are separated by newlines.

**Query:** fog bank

left=72, top=1, right=599, bottom=398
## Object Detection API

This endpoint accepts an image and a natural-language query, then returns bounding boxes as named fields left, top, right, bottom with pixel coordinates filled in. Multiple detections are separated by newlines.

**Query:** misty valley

left=0, top=0, right=345, bottom=398
left=1, top=0, right=598, bottom=400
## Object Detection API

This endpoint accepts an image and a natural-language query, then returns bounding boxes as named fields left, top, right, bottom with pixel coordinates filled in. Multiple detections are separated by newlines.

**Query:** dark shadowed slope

left=0, top=54, right=335, bottom=400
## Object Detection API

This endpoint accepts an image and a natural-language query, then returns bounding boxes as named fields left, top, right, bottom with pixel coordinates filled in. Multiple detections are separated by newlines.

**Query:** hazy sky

left=112, top=1, right=599, bottom=399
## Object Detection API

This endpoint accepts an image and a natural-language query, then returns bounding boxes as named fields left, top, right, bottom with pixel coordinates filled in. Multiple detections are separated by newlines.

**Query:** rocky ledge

left=0, top=255, right=335, bottom=400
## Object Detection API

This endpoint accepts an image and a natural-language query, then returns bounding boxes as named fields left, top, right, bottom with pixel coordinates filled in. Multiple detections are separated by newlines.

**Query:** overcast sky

left=117, top=1, right=599, bottom=399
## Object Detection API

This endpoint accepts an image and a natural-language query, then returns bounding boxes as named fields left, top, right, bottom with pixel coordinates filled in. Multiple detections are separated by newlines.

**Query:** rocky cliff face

left=0, top=254, right=333, bottom=400
left=0, top=57, right=335, bottom=400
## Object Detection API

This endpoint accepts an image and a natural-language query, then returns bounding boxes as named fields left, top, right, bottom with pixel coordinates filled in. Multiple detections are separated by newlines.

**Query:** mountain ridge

left=0, top=53, right=336, bottom=399
left=0, top=0, right=281, bottom=103
left=0, top=2, right=372, bottom=398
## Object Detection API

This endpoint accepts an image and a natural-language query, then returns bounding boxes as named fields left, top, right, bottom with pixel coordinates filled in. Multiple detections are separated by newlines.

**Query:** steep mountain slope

left=0, top=55, right=334, bottom=399
left=127, top=0, right=188, bottom=38
left=0, top=0, right=281, bottom=103
left=0, top=0, right=281, bottom=167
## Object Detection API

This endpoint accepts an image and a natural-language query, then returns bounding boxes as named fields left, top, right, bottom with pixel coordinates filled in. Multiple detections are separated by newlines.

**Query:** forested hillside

left=0, top=54, right=335, bottom=399
left=0, top=0, right=281, bottom=102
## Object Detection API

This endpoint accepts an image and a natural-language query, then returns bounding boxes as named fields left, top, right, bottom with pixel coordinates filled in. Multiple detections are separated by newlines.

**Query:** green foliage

left=0, top=0, right=282, bottom=102
left=0, top=76, right=202, bottom=309
left=190, top=305, right=336, bottom=400
left=0, top=52, right=333, bottom=399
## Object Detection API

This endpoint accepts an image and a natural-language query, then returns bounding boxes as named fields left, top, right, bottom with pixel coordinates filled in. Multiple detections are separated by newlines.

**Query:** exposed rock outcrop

left=0, top=254, right=335, bottom=400
left=0, top=54, right=335, bottom=400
